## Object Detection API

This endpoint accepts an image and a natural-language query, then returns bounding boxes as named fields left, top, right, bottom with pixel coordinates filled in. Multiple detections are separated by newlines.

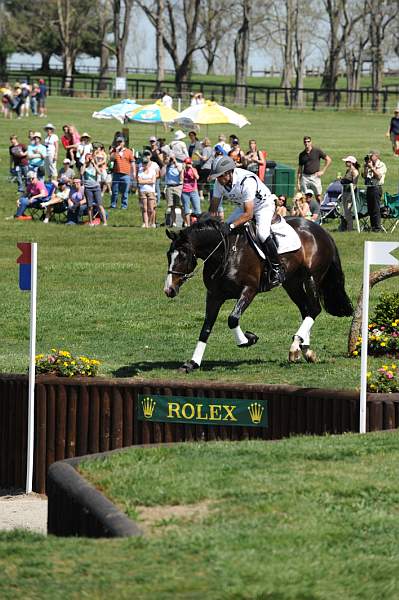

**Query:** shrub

left=35, top=349, right=100, bottom=377
left=372, top=292, right=399, bottom=332
left=367, top=363, right=399, bottom=393
left=351, top=292, right=399, bottom=358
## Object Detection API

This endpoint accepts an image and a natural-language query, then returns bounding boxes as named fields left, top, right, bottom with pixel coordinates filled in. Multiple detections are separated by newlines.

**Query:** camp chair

left=320, top=180, right=342, bottom=224
left=26, top=182, right=56, bottom=221
left=352, top=189, right=371, bottom=231
left=382, top=193, right=399, bottom=233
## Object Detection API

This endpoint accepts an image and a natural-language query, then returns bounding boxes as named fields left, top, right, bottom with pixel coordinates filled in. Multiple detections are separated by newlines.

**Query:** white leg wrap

left=295, top=317, right=315, bottom=346
left=192, top=341, right=206, bottom=366
left=233, top=326, right=248, bottom=346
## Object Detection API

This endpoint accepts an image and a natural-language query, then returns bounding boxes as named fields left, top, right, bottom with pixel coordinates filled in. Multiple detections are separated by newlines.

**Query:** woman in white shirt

left=137, top=157, right=157, bottom=228
left=43, top=123, right=59, bottom=181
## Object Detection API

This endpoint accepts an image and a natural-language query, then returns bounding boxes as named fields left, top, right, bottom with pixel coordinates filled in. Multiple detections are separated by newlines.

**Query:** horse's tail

left=320, top=242, right=353, bottom=317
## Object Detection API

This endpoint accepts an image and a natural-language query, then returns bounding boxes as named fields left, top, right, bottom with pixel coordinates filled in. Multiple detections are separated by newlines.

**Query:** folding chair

left=382, top=193, right=399, bottom=233
left=26, top=182, right=56, bottom=221
left=320, top=180, right=342, bottom=224
left=353, top=189, right=371, bottom=231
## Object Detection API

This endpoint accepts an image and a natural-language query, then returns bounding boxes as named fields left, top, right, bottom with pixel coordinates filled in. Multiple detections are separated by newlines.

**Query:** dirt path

left=0, top=492, right=47, bottom=534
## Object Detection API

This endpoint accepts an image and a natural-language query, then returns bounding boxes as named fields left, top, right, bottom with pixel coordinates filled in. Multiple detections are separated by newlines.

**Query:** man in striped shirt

left=110, top=137, right=136, bottom=209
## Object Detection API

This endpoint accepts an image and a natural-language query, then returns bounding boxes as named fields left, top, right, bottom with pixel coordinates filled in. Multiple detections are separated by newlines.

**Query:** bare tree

left=234, top=0, right=252, bottom=104
left=95, top=0, right=113, bottom=91
left=343, top=7, right=369, bottom=107
left=112, top=0, right=135, bottom=78
left=56, top=0, right=87, bottom=89
left=138, top=0, right=204, bottom=91
left=155, top=0, right=165, bottom=84
left=198, top=0, right=233, bottom=75
left=366, top=0, right=396, bottom=110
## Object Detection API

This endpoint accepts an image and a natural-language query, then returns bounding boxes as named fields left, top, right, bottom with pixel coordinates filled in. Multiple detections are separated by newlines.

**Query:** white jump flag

left=17, top=242, right=38, bottom=493
left=360, top=242, right=399, bottom=433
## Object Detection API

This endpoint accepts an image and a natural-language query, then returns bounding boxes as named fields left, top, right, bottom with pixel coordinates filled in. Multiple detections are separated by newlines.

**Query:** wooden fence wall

left=0, top=374, right=398, bottom=494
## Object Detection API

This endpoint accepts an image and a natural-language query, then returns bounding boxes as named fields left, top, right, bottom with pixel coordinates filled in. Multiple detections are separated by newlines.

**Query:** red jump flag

left=17, top=242, right=32, bottom=291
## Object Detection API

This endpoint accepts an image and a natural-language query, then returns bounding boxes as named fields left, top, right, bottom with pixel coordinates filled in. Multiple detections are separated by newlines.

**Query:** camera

left=364, top=155, right=371, bottom=163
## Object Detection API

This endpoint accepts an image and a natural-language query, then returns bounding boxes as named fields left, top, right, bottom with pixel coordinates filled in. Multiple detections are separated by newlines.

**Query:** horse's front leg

left=180, top=291, right=224, bottom=373
left=228, top=286, right=259, bottom=347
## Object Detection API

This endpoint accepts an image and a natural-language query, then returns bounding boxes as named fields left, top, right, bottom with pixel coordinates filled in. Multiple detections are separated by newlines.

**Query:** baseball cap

left=304, top=189, right=314, bottom=196
left=184, top=157, right=192, bottom=164
left=27, top=171, right=36, bottom=179
left=44, top=123, right=55, bottom=130
left=32, top=131, right=42, bottom=139
left=342, top=155, right=357, bottom=164
left=149, top=136, right=157, bottom=142
left=63, top=158, right=71, bottom=164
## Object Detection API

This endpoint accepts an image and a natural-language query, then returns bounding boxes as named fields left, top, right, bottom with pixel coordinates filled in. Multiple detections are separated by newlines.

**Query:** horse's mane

left=180, top=214, right=223, bottom=239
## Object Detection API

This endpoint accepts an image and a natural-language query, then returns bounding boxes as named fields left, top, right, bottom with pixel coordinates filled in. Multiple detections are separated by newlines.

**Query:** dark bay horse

left=164, top=216, right=353, bottom=372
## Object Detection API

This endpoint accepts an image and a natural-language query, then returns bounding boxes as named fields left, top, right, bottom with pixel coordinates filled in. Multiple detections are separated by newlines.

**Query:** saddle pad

left=271, top=218, right=301, bottom=255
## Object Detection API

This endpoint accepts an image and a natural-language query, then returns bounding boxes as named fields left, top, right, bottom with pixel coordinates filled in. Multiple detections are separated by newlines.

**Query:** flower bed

left=35, top=349, right=100, bottom=377
left=367, top=363, right=399, bottom=393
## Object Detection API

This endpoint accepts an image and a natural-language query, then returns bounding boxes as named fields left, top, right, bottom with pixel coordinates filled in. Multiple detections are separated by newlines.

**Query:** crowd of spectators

left=1, top=80, right=47, bottom=119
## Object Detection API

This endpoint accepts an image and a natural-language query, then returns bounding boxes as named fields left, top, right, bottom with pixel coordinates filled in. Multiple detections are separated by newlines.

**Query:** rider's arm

left=229, top=199, right=254, bottom=228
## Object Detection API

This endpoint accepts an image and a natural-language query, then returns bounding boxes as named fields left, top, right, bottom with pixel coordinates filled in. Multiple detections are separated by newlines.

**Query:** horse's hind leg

left=284, top=276, right=321, bottom=363
left=228, top=286, right=259, bottom=347
left=180, top=291, right=224, bottom=373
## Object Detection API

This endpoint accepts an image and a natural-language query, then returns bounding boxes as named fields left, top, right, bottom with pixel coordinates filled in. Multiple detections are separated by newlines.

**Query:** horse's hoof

left=238, top=331, right=259, bottom=348
left=288, top=349, right=302, bottom=362
left=178, top=359, right=199, bottom=373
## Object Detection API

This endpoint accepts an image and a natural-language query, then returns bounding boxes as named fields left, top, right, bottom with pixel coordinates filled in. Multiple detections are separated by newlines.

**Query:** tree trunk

left=63, top=50, right=74, bottom=94
left=155, top=0, right=165, bottom=91
left=98, top=43, right=110, bottom=92
left=348, top=267, right=399, bottom=355
left=294, top=34, right=304, bottom=108
left=234, top=0, right=251, bottom=105
left=281, top=0, right=294, bottom=105
left=40, top=52, right=52, bottom=73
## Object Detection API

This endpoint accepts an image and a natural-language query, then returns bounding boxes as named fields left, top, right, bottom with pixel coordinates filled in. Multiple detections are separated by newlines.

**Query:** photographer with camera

left=161, top=151, right=183, bottom=227
left=109, top=136, right=136, bottom=210
left=362, top=150, right=387, bottom=232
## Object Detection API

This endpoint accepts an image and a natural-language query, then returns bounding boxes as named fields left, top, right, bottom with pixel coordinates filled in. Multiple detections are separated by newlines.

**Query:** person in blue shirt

left=27, top=132, right=47, bottom=179
left=162, top=152, right=183, bottom=227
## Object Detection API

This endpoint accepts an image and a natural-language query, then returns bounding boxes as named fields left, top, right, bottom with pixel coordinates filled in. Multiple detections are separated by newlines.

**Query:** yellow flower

left=391, top=364, right=397, bottom=370
left=370, top=384, right=376, bottom=390
left=90, top=359, right=100, bottom=365
left=59, top=351, right=71, bottom=357
left=63, top=362, right=68, bottom=366
left=35, top=354, right=44, bottom=360
left=382, top=365, right=388, bottom=370
left=353, top=350, right=358, bottom=356
left=71, top=361, right=76, bottom=365
left=381, top=342, right=386, bottom=347
left=367, top=372, right=371, bottom=378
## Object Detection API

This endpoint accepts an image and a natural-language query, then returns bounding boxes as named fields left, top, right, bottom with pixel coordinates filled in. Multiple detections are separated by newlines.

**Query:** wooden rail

left=0, top=374, right=398, bottom=493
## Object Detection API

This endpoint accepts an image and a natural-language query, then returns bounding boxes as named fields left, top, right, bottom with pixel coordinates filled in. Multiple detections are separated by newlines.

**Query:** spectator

left=187, top=131, right=202, bottom=169
left=181, top=157, right=201, bottom=227
left=228, top=137, right=245, bottom=167
left=170, top=130, right=188, bottom=162
left=19, top=83, right=31, bottom=118
left=340, top=155, right=360, bottom=231
left=148, top=136, right=164, bottom=205
left=276, top=194, right=288, bottom=217
left=61, top=124, right=80, bottom=163
left=66, top=178, right=86, bottom=224
left=1, top=85, right=14, bottom=119
left=43, top=123, right=59, bottom=181
left=199, top=137, right=213, bottom=198
left=40, top=179, right=70, bottom=224
left=9, top=135, right=29, bottom=192
left=30, top=83, right=39, bottom=116
left=244, top=139, right=265, bottom=175
left=162, top=152, right=183, bottom=226
left=13, top=83, right=23, bottom=119
left=362, top=150, right=387, bottom=232
left=109, top=136, right=136, bottom=209
left=27, top=131, right=46, bottom=179
left=161, top=90, right=173, bottom=109
left=190, top=92, right=205, bottom=106
left=137, top=156, right=157, bottom=228
left=37, top=79, right=47, bottom=118
left=214, top=144, right=227, bottom=157
left=214, top=134, right=230, bottom=154
left=386, top=107, right=399, bottom=155
left=94, top=144, right=111, bottom=196
left=81, top=153, right=107, bottom=226
left=76, top=133, right=93, bottom=170
left=14, top=171, right=48, bottom=219
left=291, top=192, right=311, bottom=219
left=303, top=189, right=321, bottom=223
left=58, top=158, right=75, bottom=184
left=297, top=135, right=331, bottom=202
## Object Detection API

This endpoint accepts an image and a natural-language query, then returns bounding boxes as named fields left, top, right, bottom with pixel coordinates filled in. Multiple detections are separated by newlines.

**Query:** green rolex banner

left=137, top=394, right=267, bottom=428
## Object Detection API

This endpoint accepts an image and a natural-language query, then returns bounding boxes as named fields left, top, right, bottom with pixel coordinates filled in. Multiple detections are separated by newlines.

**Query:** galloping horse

left=164, top=216, right=353, bottom=372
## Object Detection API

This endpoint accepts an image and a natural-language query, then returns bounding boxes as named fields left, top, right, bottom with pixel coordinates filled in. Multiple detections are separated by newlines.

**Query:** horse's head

left=164, top=229, right=198, bottom=298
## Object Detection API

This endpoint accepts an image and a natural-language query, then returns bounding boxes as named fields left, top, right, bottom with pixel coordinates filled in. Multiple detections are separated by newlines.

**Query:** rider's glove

left=220, top=222, right=235, bottom=236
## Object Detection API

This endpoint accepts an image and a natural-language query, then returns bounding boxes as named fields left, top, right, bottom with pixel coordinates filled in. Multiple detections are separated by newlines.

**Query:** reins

left=167, top=229, right=228, bottom=282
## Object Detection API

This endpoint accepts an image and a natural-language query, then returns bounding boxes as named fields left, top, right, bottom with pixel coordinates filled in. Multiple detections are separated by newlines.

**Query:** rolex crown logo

left=142, top=396, right=156, bottom=419
left=248, top=402, right=264, bottom=424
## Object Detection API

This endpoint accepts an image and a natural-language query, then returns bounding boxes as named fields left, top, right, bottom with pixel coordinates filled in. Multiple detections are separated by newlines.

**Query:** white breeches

left=227, top=203, right=275, bottom=243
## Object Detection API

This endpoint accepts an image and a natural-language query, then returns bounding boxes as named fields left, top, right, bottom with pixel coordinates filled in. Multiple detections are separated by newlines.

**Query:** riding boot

left=261, top=235, right=285, bottom=288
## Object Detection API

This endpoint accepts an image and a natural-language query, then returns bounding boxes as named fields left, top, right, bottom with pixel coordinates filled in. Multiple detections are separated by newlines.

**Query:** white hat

left=27, top=171, right=37, bottom=179
left=304, top=189, right=314, bottom=196
left=174, top=130, right=186, bottom=141
left=32, top=131, right=42, bottom=139
left=63, top=158, right=71, bottom=163
left=342, top=155, right=357, bottom=164
left=81, top=132, right=91, bottom=139
left=44, top=123, right=55, bottom=130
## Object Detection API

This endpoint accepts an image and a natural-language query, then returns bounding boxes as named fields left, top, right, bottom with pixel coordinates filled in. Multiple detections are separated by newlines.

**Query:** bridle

left=167, top=230, right=228, bottom=282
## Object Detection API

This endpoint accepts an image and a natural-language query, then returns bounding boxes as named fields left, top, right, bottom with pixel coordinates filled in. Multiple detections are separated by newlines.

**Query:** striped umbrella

left=92, top=99, right=141, bottom=124
left=125, top=101, right=180, bottom=124
left=174, top=101, right=250, bottom=128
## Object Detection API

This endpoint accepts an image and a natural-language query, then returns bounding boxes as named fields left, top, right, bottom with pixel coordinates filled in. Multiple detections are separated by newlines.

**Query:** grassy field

left=0, top=98, right=398, bottom=387
left=1, top=432, right=399, bottom=598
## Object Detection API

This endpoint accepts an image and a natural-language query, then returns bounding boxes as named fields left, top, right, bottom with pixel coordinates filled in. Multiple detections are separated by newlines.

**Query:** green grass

left=0, top=97, right=398, bottom=387
left=2, top=432, right=399, bottom=598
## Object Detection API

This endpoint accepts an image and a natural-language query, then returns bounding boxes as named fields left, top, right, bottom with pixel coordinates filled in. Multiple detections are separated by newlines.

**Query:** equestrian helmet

left=209, top=156, right=236, bottom=180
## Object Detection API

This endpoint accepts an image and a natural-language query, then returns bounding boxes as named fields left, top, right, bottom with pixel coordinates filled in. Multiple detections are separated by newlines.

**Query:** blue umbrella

left=92, top=99, right=141, bottom=124
left=126, top=102, right=179, bottom=124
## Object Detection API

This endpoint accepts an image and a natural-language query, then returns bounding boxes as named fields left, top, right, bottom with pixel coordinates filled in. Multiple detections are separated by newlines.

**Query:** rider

left=208, top=155, right=285, bottom=288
